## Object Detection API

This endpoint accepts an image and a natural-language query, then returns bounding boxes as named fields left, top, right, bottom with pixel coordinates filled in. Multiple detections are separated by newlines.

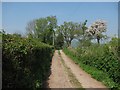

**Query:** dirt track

left=47, top=50, right=107, bottom=89
left=47, top=50, right=72, bottom=88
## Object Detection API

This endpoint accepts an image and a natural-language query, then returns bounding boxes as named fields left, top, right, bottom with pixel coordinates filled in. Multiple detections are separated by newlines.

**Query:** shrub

left=2, top=33, right=54, bottom=88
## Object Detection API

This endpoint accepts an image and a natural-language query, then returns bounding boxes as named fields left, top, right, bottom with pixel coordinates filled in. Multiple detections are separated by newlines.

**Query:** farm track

left=47, top=50, right=73, bottom=88
left=47, top=50, right=108, bottom=89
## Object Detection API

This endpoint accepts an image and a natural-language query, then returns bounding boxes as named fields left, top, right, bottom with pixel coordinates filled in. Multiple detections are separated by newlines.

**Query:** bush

left=63, top=38, right=120, bottom=89
left=2, top=33, right=54, bottom=88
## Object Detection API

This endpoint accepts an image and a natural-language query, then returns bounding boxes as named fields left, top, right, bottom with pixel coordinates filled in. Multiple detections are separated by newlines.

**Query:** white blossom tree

left=85, top=20, right=107, bottom=44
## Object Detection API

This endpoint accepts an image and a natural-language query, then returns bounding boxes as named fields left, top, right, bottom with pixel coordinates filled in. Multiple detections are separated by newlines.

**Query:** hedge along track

left=58, top=50, right=83, bottom=89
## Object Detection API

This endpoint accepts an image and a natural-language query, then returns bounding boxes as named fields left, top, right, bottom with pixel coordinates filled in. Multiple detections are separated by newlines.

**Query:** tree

left=46, top=16, right=57, bottom=45
left=85, top=20, right=107, bottom=44
left=82, top=20, right=88, bottom=37
left=35, top=17, right=50, bottom=43
left=75, top=20, right=88, bottom=42
left=54, top=32, right=64, bottom=49
left=57, top=21, right=80, bottom=47
left=73, top=20, right=92, bottom=48
left=26, top=20, right=36, bottom=38
left=26, top=16, right=57, bottom=45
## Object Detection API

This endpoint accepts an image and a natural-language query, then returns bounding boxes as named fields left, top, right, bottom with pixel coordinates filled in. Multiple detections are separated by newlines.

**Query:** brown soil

left=47, top=50, right=73, bottom=88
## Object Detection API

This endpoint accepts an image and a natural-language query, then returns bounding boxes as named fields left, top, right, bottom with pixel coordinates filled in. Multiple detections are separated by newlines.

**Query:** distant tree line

left=26, top=16, right=107, bottom=49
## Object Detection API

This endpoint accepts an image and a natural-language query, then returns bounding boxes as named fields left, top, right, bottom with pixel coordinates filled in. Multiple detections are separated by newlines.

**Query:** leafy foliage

left=85, top=20, right=107, bottom=44
left=56, top=21, right=81, bottom=47
left=26, top=16, right=57, bottom=45
left=63, top=37, right=120, bottom=89
left=54, top=33, right=64, bottom=49
left=2, top=33, right=54, bottom=88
